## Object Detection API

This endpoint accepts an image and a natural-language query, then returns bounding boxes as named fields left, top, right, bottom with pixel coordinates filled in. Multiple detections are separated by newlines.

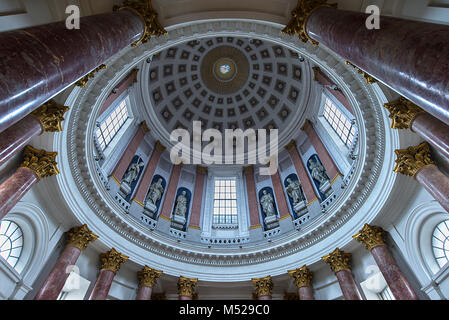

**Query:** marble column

left=394, top=142, right=449, bottom=213
left=0, top=1, right=167, bottom=134
left=302, top=119, right=341, bottom=182
left=136, top=266, right=163, bottom=300
left=159, top=164, right=183, bottom=220
left=384, top=97, right=449, bottom=161
left=288, top=265, right=314, bottom=300
left=271, top=169, right=291, bottom=219
left=252, top=276, right=273, bottom=300
left=177, top=276, right=198, bottom=300
left=189, top=166, right=207, bottom=229
left=0, top=146, right=58, bottom=219
left=89, top=248, right=128, bottom=300
left=0, top=100, right=69, bottom=167
left=283, top=1, right=449, bottom=126
left=285, top=140, right=319, bottom=204
left=34, top=225, right=98, bottom=300
left=353, top=224, right=418, bottom=300
left=322, top=248, right=361, bottom=300
left=243, top=166, right=261, bottom=228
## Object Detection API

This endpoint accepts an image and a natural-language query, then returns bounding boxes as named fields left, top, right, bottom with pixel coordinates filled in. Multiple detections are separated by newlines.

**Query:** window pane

left=432, top=220, right=449, bottom=268
left=0, top=221, right=23, bottom=269
left=212, top=178, right=238, bottom=226
left=96, top=98, right=130, bottom=151
left=322, top=97, right=356, bottom=147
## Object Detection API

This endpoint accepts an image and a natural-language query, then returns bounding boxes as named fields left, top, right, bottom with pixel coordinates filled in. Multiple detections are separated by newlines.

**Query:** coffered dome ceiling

left=146, top=36, right=306, bottom=134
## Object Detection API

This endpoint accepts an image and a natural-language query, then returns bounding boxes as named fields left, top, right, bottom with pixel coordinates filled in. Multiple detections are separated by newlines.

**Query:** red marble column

left=243, top=166, right=261, bottom=227
left=133, top=141, right=166, bottom=204
left=416, top=165, right=449, bottom=213
left=189, top=166, right=207, bottom=228
left=136, top=266, right=162, bottom=300
left=305, top=6, right=449, bottom=126
left=299, top=286, right=314, bottom=300
left=288, top=265, right=314, bottom=300
left=285, top=140, right=319, bottom=203
left=302, top=120, right=341, bottom=181
left=159, top=164, right=183, bottom=220
left=0, top=116, right=42, bottom=167
left=34, top=225, right=98, bottom=300
left=412, top=113, right=449, bottom=161
left=0, top=10, right=146, bottom=134
left=335, top=270, right=361, bottom=300
left=271, top=170, right=290, bottom=219
left=136, top=286, right=153, bottom=300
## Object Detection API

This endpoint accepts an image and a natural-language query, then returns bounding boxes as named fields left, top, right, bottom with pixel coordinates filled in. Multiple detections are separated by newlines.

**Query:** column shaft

left=371, top=245, right=418, bottom=300
left=160, top=164, right=182, bottom=219
left=412, top=113, right=449, bottom=160
left=271, top=170, right=290, bottom=219
left=136, top=286, right=153, bottom=300
left=89, top=270, right=116, bottom=300
left=306, top=7, right=449, bottom=126
left=0, top=116, right=42, bottom=167
left=335, top=270, right=361, bottom=300
left=298, top=286, right=314, bottom=300
left=415, top=165, right=449, bottom=213
left=189, top=168, right=206, bottom=228
left=0, top=10, right=144, bottom=133
left=244, top=168, right=261, bottom=227
left=0, top=168, right=39, bottom=219
left=34, top=246, right=81, bottom=300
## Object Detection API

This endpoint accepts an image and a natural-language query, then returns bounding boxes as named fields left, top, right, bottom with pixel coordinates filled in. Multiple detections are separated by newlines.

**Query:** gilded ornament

left=155, top=140, right=166, bottom=152
left=288, top=265, right=313, bottom=288
left=345, top=61, right=377, bottom=84
left=196, top=166, right=208, bottom=175
left=140, top=120, right=151, bottom=134
left=66, top=224, right=98, bottom=251
left=29, top=100, right=70, bottom=132
left=19, top=145, right=59, bottom=180
left=138, top=266, right=163, bottom=288
left=285, top=140, right=297, bottom=152
left=312, top=66, right=322, bottom=81
left=394, top=142, right=435, bottom=177
left=322, top=248, right=352, bottom=273
left=252, top=276, right=273, bottom=297
left=99, top=248, right=129, bottom=273
left=177, top=276, right=198, bottom=298
left=353, top=224, right=386, bottom=251
left=75, top=64, right=107, bottom=88
left=383, top=97, right=424, bottom=130
left=242, top=165, right=254, bottom=174
left=301, top=119, right=313, bottom=131
left=282, top=0, right=338, bottom=46
left=113, top=0, right=167, bottom=47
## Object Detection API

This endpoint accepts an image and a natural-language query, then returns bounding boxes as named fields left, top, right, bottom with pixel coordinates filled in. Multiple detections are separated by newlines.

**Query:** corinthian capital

left=252, top=276, right=273, bottom=297
left=66, top=225, right=98, bottom=251
left=177, top=276, right=198, bottom=298
left=288, top=265, right=313, bottom=288
left=19, top=145, right=59, bottom=180
left=138, top=266, right=163, bottom=288
left=383, top=97, right=424, bottom=129
left=99, top=248, right=129, bottom=273
left=282, top=0, right=337, bottom=46
left=394, top=142, right=436, bottom=177
left=322, top=248, right=351, bottom=273
left=30, top=100, right=70, bottom=132
left=113, top=0, right=167, bottom=47
left=353, top=224, right=386, bottom=251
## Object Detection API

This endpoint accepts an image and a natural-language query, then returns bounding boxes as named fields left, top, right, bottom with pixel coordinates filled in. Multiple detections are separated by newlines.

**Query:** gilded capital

left=383, top=97, right=424, bottom=129
left=346, top=61, right=377, bottom=84
left=312, top=66, right=322, bottom=81
left=138, top=266, right=163, bottom=288
left=155, top=140, right=166, bottom=152
left=19, top=145, right=59, bottom=180
left=353, top=224, right=386, bottom=251
left=75, top=64, right=107, bottom=88
left=29, top=100, right=70, bottom=132
left=113, top=0, right=167, bottom=47
left=196, top=166, right=208, bottom=175
left=322, top=248, right=352, bottom=273
left=301, top=119, right=313, bottom=131
left=242, top=165, right=254, bottom=174
left=394, top=142, right=436, bottom=177
left=177, top=276, right=198, bottom=298
left=252, top=276, right=273, bottom=297
left=282, top=0, right=337, bottom=46
left=140, top=120, right=151, bottom=134
left=285, top=140, right=297, bottom=152
left=99, top=248, right=129, bottom=273
left=66, top=224, right=98, bottom=251
left=288, top=265, right=313, bottom=288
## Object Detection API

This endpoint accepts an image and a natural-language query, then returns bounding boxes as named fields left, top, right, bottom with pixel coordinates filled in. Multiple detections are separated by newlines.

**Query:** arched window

left=0, top=220, right=24, bottom=269
left=432, top=220, right=449, bottom=268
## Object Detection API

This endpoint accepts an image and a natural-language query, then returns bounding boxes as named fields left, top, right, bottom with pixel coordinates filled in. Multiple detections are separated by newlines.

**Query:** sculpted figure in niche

left=173, top=191, right=188, bottom=218
left=260, top=190, right=276, bottom=217
left=286, top=178, right=305, bottom=204
left=147, top=178, right=164, bottom=205
left=308, top=158, right=329, bottom=187
left=122, top=160, right=144, bottom=185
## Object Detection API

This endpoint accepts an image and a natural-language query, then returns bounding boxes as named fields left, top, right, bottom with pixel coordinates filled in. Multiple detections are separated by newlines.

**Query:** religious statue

left=260, top=190, right=275, bottom=217
left=146, top=178, right=164, bottom=205
left=173, top=191, right=188, bottom=218
left=286, top=178, right=305, bottom=204
left=122, top=160, right=144, bottom=185
left=308, top=158, right=329, bottom=187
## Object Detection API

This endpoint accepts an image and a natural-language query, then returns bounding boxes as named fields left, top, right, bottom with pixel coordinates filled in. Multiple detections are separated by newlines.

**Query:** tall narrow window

left=95, top=98, right=129, bottom=151
left=212, top=178, right=238, bottom=225
left=322, top=97, right=356, bottom=147
left=432, top=220, right=449, bottom=268
left=0, top=220, right=24, bottom=269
